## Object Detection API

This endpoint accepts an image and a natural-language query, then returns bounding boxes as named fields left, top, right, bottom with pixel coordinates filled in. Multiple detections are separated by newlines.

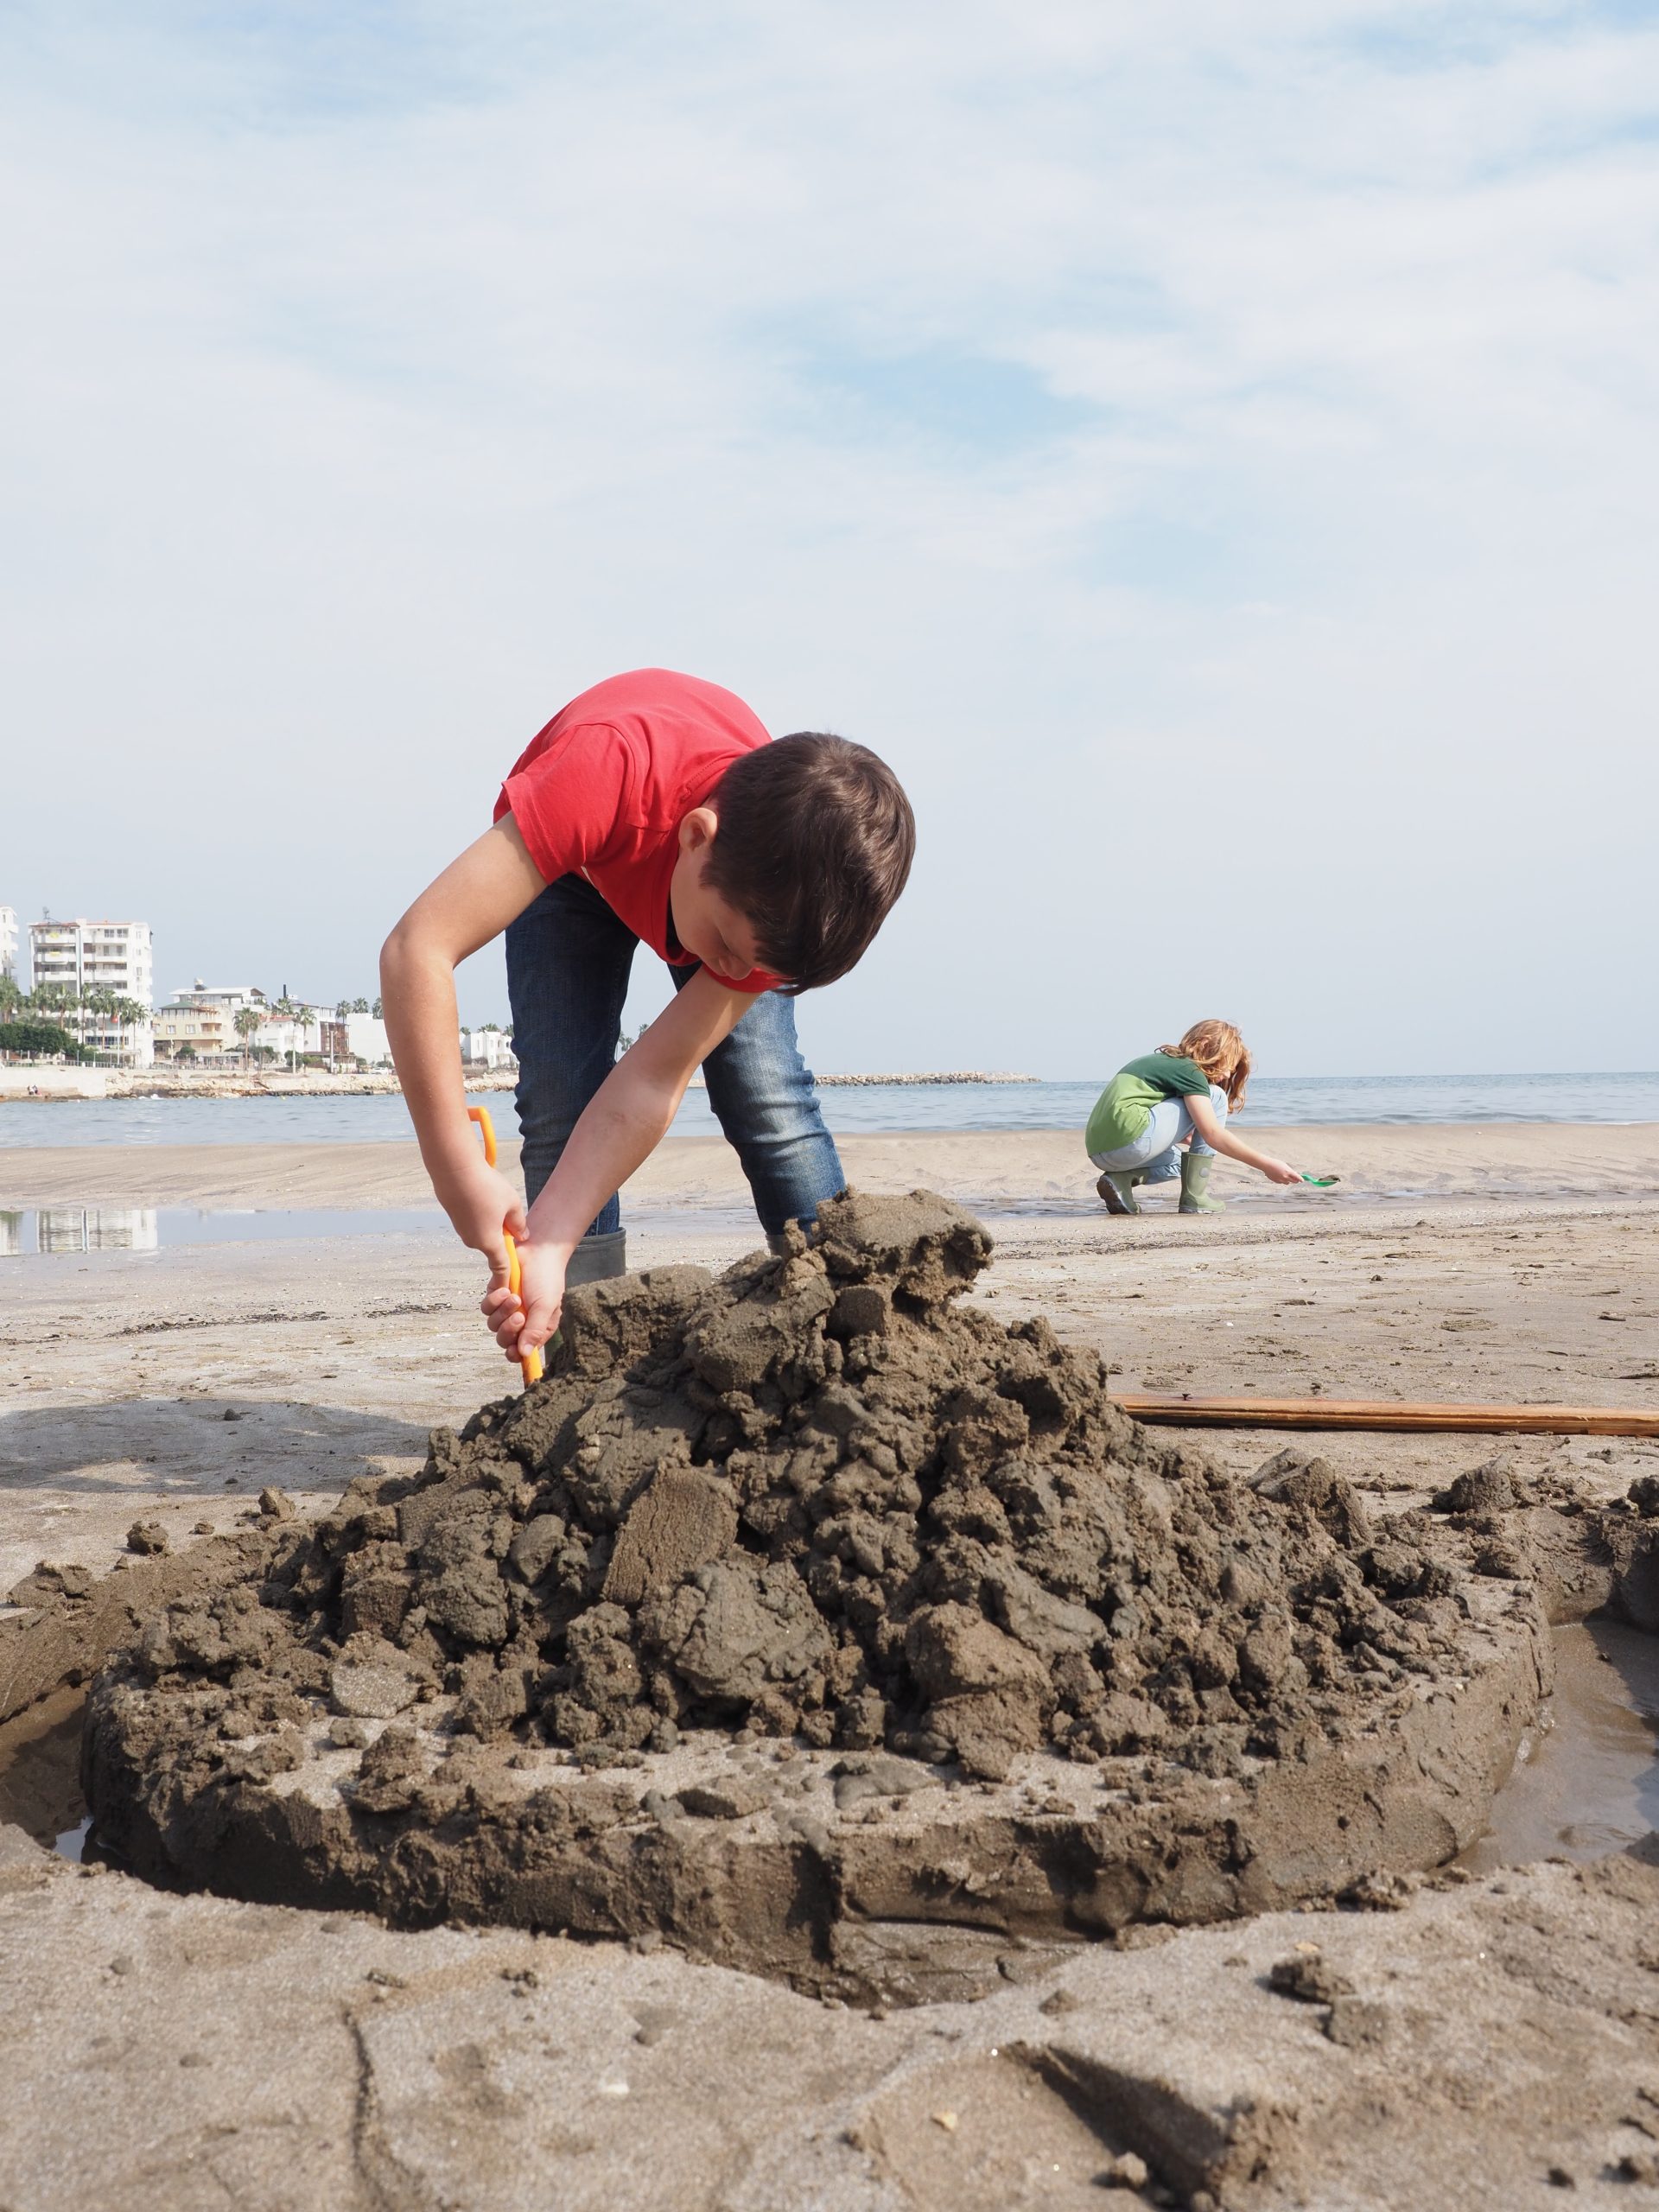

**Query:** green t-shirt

left=1085, top=1053, right=1211, bottom=1157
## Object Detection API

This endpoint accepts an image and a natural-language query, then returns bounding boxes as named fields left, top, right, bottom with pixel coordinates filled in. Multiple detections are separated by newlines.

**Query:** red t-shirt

left=494, top=668, right=778, bottom=993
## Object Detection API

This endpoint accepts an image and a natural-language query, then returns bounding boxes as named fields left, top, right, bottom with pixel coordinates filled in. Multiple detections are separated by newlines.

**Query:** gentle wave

left=1, top=1070, right=1656, bottom=1147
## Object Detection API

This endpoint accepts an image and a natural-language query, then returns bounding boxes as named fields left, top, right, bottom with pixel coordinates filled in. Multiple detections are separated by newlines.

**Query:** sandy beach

left=4, top=1125, right=1659, bottom=2207
left=2, top=1123, right=1656, bottom=1595
left=6, top=1119, right=1659, bottom=1213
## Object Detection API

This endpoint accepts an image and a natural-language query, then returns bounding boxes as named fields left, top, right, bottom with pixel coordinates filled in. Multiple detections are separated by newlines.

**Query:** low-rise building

left=252, top=1002, right=343, bottom=1061
left=259, top=1011, right=322, bottom=1062
left=153, top=997, right=238, bottom=1062
left=0, top=906, right=17, bottom=983
left=168, top=982, right=269, bottom=1020
left=155, top=983, right=280, bottom=1063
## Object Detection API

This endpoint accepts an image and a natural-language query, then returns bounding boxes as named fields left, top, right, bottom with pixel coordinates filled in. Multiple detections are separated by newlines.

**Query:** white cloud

left=2, top=1, right=1656, bottom=1076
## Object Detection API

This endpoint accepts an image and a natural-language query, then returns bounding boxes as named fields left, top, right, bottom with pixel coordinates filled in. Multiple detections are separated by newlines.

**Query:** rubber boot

left=1179, top=1153, right=1224, bottom=1214
left=1096, top=1168, right=1146, bottom=1216
left=565, top=1228, right=627, bottom=1285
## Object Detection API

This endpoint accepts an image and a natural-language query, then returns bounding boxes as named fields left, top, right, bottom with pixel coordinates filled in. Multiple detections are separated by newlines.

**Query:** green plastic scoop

left=1300, top=1173, right=1339, bottom=1186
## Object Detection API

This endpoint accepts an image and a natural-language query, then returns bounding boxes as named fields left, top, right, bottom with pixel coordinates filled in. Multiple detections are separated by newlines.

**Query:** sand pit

left=84, top=1192, right=1568, bottom=1995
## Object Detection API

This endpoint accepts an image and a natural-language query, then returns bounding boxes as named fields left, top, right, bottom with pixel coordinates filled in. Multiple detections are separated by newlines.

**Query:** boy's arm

left=379, top=816, right=549, bottom=1274
left=483, top=969, right=753, bottom=1357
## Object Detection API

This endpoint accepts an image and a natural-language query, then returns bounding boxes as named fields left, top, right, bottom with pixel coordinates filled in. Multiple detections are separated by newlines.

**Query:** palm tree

left=115, top=995, right=149, bottom=1067
left=234, top=1006, right=263, bottom=1068
left=270, top=995, right=302, bottom=1071
left=24, top=982, right=78, bottom=1055
left=82, top=985, right=117, bottom=1063
left=29, top=981, right=79, bottom=1027
left=0, top=974, right=22, bottom=1023
left=352, top=997, right=370, bottom=1014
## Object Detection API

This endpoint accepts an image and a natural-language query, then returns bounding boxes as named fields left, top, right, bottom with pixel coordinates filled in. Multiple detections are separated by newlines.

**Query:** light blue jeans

left=1089, top=1084, right=1229, bottom=1184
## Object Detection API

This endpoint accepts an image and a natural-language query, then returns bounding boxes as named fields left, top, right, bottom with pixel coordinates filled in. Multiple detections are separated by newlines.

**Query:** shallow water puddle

left=0, top=1684, right=88, bottom=1853
left=0, top=1205, right=448, bottom=1255
left=0, top=1202, right=774, bottom=1255
left=1461, top=1617, right=1659, bottom=1874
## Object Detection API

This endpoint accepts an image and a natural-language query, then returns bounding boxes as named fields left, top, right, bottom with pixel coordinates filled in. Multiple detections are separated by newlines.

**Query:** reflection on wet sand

left=1, top=1206, right=159, bottom=1256
left=0, top=1205, right=451, bottom=1256
left=1463, top=1617, right=1659, bottom=1873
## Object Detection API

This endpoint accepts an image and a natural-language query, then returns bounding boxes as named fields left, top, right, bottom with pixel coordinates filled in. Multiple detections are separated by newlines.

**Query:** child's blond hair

left=1157, top=1019, right=1251, bottom=1109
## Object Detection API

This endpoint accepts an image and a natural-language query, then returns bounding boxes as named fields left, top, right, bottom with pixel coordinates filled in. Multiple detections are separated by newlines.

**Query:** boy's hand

left=480, top=1237, right=568, bottom=1362
left=433, top=1154, right=527, bottom=1278
left=1262, top=1157, right=1301, bottom=1185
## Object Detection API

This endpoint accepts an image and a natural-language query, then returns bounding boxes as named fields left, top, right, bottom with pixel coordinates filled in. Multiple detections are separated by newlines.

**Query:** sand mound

left=84, top=1192, right=1550, bottom=1987
left=124, top=1192, right=1467, bottom=1778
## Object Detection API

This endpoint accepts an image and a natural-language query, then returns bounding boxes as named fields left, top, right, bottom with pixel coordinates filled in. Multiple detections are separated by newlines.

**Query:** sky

left=3, top=0, right=1656, bottom=1078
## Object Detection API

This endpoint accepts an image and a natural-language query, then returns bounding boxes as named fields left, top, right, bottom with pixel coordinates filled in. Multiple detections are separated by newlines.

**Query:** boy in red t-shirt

left=380, top=669, right=915, bottom=1368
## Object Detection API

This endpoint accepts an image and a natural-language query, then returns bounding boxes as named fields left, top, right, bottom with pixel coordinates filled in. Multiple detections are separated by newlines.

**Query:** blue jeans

left=505, top=872, right=846, bottom=1249
left=1089, top=1084, right=1230, bottom=1184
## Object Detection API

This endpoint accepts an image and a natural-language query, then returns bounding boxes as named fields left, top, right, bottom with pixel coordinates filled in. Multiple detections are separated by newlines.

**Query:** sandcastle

left=85, top=1192, right=1552, bottom=1999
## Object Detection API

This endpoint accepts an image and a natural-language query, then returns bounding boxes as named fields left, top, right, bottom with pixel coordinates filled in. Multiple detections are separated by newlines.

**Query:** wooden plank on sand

left=1115, top=1394, right=1659, bottom=1439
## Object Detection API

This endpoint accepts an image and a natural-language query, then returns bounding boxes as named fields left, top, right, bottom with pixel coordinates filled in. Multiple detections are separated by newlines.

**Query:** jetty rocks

left=86, top=1191, right=1550, bottom=1998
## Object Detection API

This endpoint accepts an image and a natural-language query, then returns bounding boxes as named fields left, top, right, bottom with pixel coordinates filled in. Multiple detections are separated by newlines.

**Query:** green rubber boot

left=1096, top=1168, right=1146, bottom=1215
left=1179, top=1152, right=1224, bottom=1214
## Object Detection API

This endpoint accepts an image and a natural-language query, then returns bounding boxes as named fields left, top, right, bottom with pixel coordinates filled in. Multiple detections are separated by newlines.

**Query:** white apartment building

left=259, top=1009, right=324, bottom=1061
left=256, top=1002, right=355, bottom=1064
left=31, top=918, right=155, bottom=1005
left=0, top=906, right=17, bottom=982
left=28, top=917, right=155, bottom=1065
left=461, top=1027, right=517, bottom=1071
left=347, top=1013, right=391, bottom=1065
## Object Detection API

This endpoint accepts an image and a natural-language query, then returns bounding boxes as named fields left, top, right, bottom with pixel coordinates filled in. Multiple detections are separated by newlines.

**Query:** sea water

left=2, top=1070, right=1656, bottom=1149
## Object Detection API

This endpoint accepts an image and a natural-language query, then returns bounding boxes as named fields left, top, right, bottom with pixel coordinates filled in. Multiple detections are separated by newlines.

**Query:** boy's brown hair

left=705, top=733, right=915, bottom=992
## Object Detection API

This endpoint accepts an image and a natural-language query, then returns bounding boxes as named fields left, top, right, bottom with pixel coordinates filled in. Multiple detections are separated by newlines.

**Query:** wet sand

left=4, top=1119, right=1659, bottom=1212
left=3, top=1128, right=1658, bottom=1592
left=4, top=1128, right=1659, bottom=2207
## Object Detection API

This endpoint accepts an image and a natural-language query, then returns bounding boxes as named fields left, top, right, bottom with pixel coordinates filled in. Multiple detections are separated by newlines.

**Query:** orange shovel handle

left=467, top=1104, right=543, bottom=1388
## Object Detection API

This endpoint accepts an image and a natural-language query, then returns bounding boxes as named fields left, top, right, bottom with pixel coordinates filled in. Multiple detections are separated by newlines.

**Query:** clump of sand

left=124, top=1192, right=1466, bottom=1783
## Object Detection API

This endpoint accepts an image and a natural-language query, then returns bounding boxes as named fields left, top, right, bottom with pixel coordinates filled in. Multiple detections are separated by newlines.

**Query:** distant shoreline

left=0, top=1066, right=1039, bottom=1104
left=813, top=1071, right=1038, bottom=1088
left=0, top=1068, right=516, bottom=1103
left=683, top=1069, right=1038, bottom=1092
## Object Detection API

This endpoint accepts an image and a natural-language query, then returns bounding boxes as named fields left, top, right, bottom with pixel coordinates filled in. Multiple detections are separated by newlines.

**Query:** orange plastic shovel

left=467, top=1103, right=543, bottom=1388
